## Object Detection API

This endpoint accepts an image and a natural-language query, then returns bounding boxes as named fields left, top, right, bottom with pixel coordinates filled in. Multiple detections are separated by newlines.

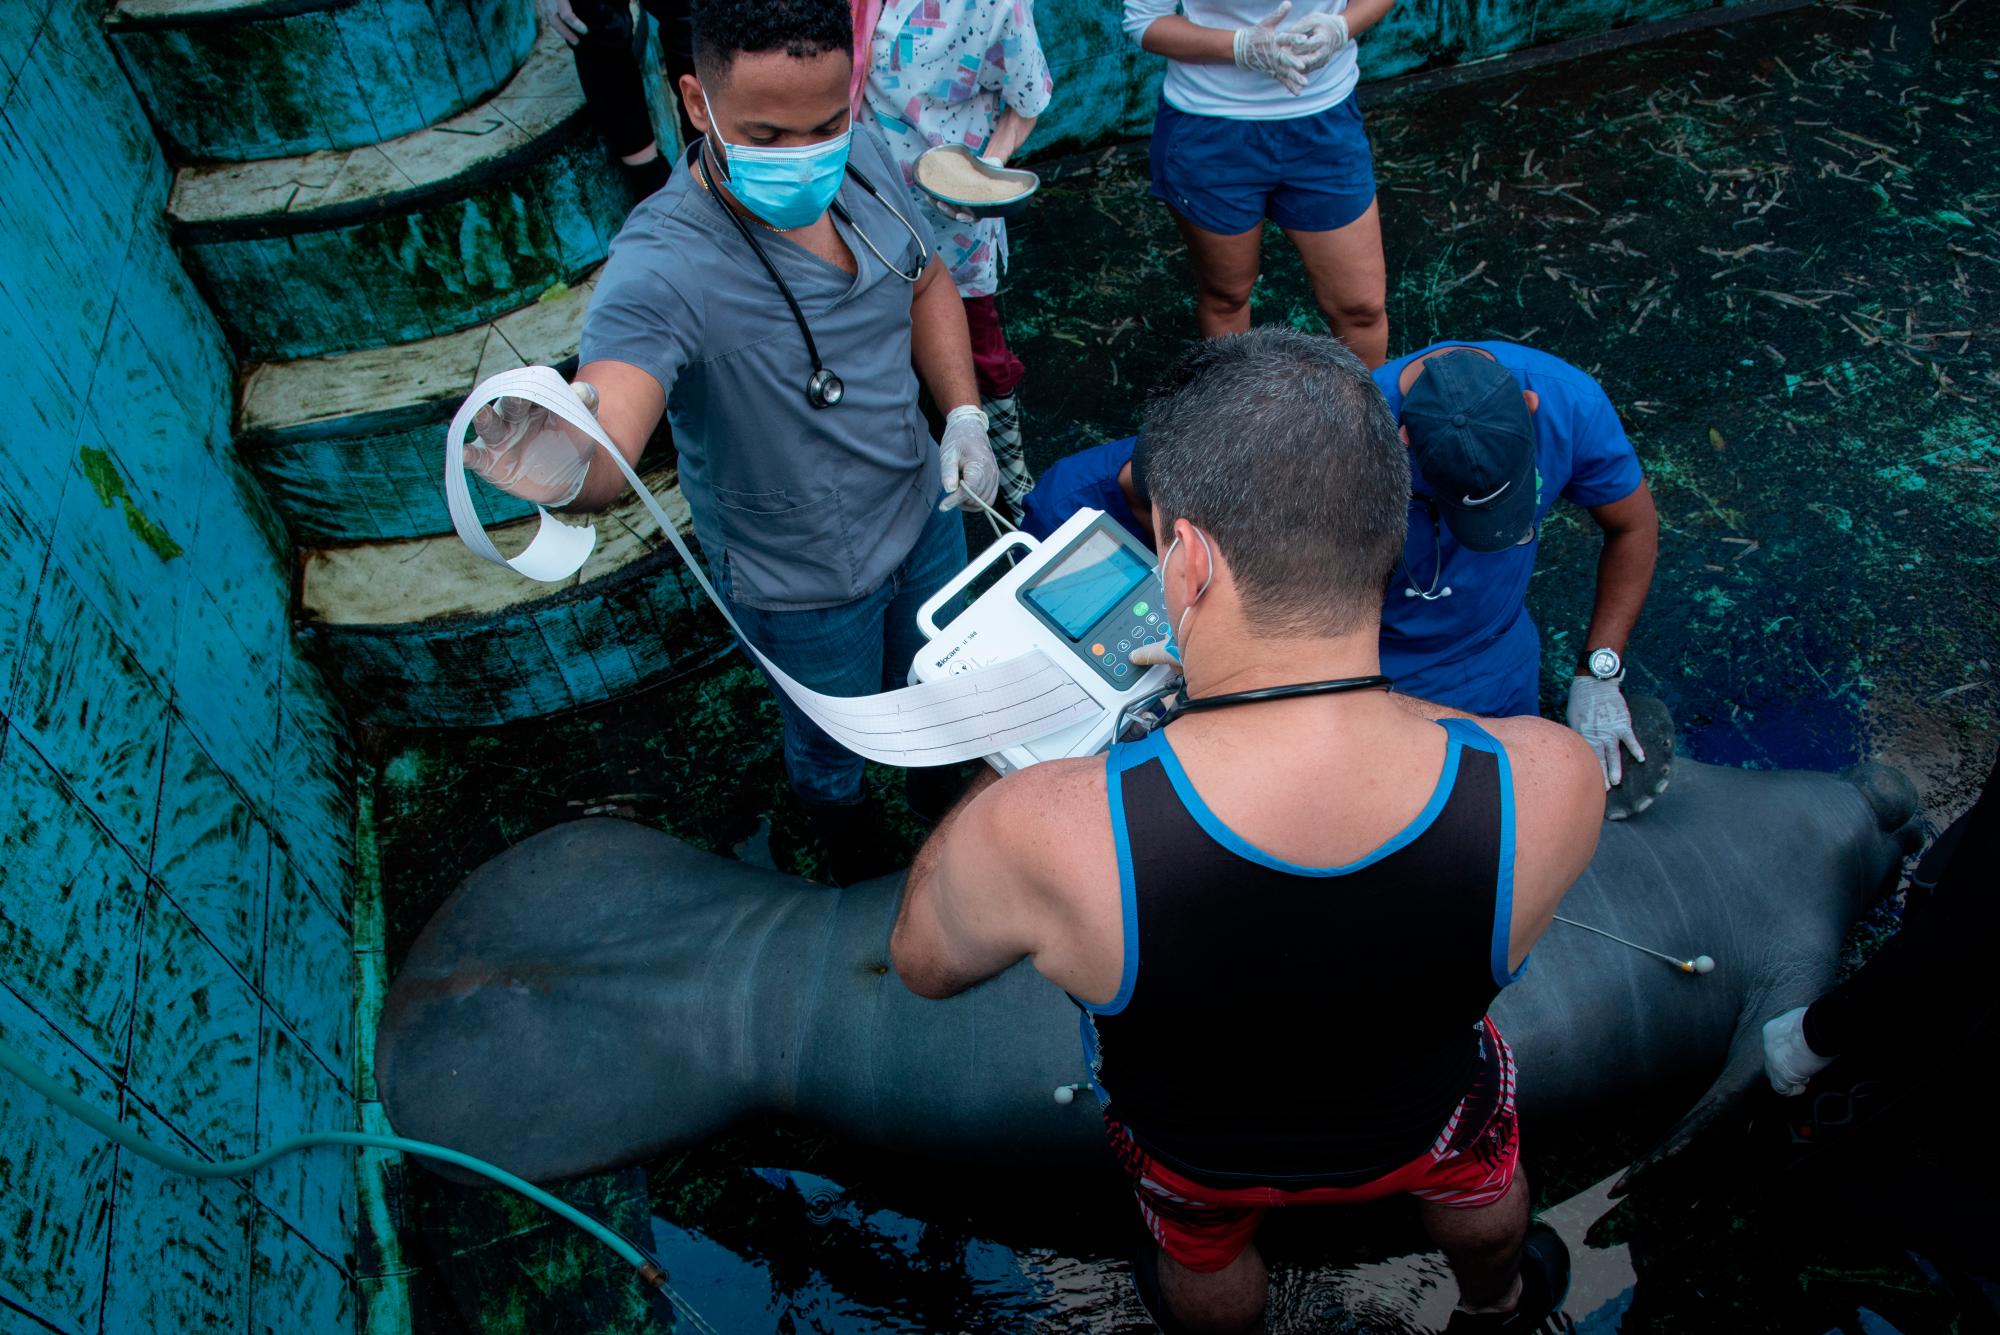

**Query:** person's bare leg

left=1171, top=209, right=1264, bottom=339
left=1419, top=1171, right=1531, bottom=1313
left=1158, top=1243, right=1269, bottom=1333
left=1282, top=199, right=1389, bottom=368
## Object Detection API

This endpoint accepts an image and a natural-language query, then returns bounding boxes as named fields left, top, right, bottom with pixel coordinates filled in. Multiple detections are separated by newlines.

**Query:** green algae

left=79, top=446, right=122, bottom=508
left=77, top=445, right=183, bottom=561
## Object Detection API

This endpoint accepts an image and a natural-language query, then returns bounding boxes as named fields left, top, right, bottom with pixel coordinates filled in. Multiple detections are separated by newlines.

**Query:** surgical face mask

left=702, top=90, right=851, bottom=230
left=1155, top=527, right=1215, bottom=663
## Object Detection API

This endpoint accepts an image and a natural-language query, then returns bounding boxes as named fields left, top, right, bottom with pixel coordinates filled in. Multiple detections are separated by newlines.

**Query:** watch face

left=1589, top=648, right=1621, bottom=679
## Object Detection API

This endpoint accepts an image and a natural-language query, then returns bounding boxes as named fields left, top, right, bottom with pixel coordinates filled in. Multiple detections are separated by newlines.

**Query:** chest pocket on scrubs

left=712, top=485, right=854, bottom=606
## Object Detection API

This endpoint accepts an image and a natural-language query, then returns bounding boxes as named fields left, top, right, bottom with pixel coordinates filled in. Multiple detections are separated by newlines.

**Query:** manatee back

left=787, top=873, right=1105, bottom=1164
left=377, top=758, right=1922, bottom=1183
left=1494, top=756, right=1916, bottom=1119
left=376, top=818, right=830, bottom=1183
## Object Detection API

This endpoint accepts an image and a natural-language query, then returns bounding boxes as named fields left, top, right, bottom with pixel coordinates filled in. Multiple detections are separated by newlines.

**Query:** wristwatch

left=1579, top=646, right=1623, bottom=681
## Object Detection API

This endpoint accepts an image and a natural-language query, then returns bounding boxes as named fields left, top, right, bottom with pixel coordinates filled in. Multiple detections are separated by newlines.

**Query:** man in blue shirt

left=1022, top=436, right=1152, bottom=545
left=1022, top=340, right=1658, bottom=786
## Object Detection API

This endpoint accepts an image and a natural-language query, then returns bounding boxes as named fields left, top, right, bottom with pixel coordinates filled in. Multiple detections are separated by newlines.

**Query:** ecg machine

left=910, top=508, right=1176, bottom=775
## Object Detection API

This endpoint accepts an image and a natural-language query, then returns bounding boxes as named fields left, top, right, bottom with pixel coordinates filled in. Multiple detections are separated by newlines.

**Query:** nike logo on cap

left=1461, top=481, right=1510, bottom=506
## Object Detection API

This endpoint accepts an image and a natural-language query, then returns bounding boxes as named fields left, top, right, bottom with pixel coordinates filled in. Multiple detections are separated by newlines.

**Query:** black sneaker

left=1443, top=1222, right=1573, bottom=1333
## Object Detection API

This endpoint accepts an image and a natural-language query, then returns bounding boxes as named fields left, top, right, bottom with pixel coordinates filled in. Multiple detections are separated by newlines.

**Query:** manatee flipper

left=1841, top=761, right=1925, bottom=860
left=1611, top=1006, right=1775, bottom=1196
left=1604, top=694, right=1675, bottom=822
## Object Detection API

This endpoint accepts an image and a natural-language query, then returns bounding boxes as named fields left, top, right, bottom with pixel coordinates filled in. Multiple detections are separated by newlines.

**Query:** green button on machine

left=1132, top=601, right=1149, bottom=617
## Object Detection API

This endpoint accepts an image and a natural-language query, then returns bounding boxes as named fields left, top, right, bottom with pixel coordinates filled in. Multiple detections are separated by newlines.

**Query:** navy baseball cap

left=1401, top=350, right=1537, bottom=553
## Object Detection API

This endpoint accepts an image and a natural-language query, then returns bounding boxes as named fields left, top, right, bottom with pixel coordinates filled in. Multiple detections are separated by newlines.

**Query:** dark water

left=363, top=0, right=1999, bottom=1330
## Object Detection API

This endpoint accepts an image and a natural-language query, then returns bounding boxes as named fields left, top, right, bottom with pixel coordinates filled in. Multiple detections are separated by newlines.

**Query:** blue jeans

left=719, top=502, right=968, bottom=805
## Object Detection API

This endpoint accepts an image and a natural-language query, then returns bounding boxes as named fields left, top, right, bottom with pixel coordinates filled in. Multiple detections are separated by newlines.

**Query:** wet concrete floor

left=359, top=1, right=1998, bottom=1329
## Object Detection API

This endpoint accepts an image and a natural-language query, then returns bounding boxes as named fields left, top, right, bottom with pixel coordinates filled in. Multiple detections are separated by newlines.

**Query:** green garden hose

left=0, top=1037, right=714, bottom=1333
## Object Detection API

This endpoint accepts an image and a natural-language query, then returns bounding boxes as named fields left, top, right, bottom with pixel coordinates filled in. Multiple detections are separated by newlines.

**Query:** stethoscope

left=1400, top=494, right=1452, bottom=601
left=1111, top=672, right=1395, bottom=768
left=694, top=139, right=929, bottom=410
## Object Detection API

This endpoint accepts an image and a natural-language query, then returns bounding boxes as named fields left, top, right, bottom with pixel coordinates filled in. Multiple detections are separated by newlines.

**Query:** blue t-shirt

left=1021, top=436, right=1151, bottom=544
left=1376, top=342, right=1643, bottom=715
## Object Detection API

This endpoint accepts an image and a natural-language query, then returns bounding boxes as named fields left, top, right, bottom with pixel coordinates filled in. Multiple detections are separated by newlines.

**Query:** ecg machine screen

left=1023, top=531, right=1153, bottom=640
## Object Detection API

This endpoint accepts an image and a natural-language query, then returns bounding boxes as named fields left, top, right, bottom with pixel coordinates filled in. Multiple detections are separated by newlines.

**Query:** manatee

left=376, top=756, right=1921, bottom=1190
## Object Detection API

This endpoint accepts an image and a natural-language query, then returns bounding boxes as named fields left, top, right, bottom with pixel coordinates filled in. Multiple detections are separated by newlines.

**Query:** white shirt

left=1123, top=0, right=1358, bottom=120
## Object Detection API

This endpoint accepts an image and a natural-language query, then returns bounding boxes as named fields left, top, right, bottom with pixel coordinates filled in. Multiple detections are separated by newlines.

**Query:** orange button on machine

left=1091, top=643, right=1107, bottom=657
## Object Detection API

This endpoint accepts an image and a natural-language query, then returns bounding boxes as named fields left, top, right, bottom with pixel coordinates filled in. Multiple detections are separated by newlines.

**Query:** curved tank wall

left=0, top=1, right=358, bottom=1328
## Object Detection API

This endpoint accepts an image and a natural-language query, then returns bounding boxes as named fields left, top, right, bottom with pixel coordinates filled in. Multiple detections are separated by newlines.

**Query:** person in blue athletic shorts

left=1123, top=0, right=1398, bottom=364
left=1024, top=341, right=1660, bottom=788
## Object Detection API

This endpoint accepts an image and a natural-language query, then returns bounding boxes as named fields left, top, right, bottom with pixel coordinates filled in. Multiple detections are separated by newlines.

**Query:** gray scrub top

left=580, top=122, right=943, bottom=611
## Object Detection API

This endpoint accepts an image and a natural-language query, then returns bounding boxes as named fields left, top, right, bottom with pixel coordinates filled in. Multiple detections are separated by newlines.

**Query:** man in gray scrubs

left=465, top=0, right=997, bottom=884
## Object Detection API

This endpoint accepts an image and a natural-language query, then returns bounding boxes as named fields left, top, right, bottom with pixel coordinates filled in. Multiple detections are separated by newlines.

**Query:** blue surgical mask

left=1154, top=528, right=1215, bottom=664
left=1153, top=536, right=1185, bottom=663
left=703, top=91, right=850, bottom=230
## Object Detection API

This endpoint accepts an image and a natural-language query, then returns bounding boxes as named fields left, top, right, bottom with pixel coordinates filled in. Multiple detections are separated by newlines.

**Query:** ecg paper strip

left=443, top=366, right=1102, bottom=766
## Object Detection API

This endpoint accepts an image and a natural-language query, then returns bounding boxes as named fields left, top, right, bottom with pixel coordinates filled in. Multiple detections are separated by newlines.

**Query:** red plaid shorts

left=1106, top=1017, right=1521, bottom=1273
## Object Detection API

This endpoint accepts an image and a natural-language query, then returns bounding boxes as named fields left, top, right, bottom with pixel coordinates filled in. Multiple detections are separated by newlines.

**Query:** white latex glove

left=1566, top=674, right=1645, bottom=789
left=1128, top=637, right=1183, bottom=674
left=938, top=405, right=999, bottom=511
left=1285, top=11, right=1351, bottom=74
left=1761, top=1005, right=1833, bottom=1096
left=463, top=381, right=600, bottom=507
left=1233, top=2, right=1313, bottom=95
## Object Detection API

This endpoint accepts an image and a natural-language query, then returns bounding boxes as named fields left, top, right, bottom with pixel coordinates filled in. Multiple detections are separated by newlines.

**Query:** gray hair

left=1140, top=327, right=1410, bottom=637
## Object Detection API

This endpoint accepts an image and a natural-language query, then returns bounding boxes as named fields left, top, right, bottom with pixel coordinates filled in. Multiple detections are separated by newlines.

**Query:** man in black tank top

left=891, top=329, right=1605, bottom=1333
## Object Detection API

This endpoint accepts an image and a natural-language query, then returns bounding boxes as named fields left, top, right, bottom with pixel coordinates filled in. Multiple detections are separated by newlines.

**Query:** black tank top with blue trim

left=1074, top=717, right=1523, bottom=1188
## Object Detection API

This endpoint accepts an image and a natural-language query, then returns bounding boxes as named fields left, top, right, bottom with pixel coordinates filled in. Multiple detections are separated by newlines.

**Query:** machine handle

left=916, top=531, right=1040, bottom=637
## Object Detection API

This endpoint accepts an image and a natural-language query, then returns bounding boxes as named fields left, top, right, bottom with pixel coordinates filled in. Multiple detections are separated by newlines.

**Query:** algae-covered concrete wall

left=0, top=3, right=359, bottom=1330
left=1030, top=0, right=1771, bottom=156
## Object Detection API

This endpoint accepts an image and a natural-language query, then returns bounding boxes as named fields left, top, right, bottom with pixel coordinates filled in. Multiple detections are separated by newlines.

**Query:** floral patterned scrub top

left=860, top=0, right=1055, bottom=298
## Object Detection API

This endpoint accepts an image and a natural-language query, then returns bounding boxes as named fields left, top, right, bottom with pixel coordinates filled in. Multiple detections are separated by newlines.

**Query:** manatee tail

left=1612, top=1010, right=1770, bottom=1197
left=1615, top=762, right=1921, bottom=1196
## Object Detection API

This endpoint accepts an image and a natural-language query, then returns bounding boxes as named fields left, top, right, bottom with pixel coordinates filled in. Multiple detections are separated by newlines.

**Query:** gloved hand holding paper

left=444, top=366, right=1103, bottom=768
left=463, top=382, right=600, bottom=507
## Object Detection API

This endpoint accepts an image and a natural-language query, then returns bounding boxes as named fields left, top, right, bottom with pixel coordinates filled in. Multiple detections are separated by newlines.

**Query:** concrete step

left=296, top=477, right=728, bottom=727
left=106, top=0, right=536, bottom=163
left=236, top=264, right=602, bottom=545
left=169, top=28, right=630, bottom=361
